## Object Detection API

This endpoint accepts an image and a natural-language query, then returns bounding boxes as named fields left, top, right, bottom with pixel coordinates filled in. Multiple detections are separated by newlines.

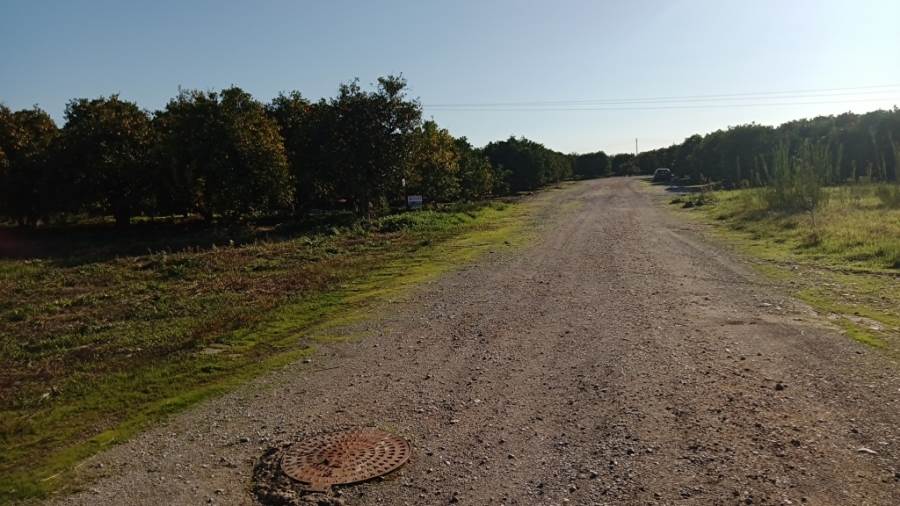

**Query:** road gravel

left=55, top=178, right=899, bottom=505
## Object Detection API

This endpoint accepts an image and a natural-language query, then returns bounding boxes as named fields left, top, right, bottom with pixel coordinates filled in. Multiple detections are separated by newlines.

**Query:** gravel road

left=55, top=177, right=899, bottom=505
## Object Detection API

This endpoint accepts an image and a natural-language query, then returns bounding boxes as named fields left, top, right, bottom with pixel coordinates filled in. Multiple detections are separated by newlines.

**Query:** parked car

left=652, top=168, right=673, bottom=182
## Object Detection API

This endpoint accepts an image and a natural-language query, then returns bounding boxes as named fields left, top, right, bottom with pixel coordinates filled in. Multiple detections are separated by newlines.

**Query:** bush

left=764, top=142, right=829, bottom=215
left=875, top=184, right=900, bottom=209
left=681, top=191, right=715, bottom=208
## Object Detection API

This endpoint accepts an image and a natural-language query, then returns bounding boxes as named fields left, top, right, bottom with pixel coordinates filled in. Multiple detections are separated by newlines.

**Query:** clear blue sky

left=2, top=0, right=899, bottom=154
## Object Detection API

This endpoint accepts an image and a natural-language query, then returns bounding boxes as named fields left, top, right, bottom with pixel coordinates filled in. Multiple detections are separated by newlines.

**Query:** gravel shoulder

left=53, top=177, right=899, bottom=505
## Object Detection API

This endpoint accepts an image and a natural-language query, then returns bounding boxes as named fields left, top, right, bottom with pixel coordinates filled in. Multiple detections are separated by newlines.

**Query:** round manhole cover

left=280, top=429, right=411, bottom=492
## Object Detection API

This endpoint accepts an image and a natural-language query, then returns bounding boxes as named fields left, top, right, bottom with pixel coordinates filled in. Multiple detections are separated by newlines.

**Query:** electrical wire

left=425, top=96, right=900, bottom=112
left=423, top=83, right=900, bottom=110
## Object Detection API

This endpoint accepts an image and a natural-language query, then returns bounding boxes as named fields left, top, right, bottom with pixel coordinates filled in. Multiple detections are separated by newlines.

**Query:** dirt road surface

left=55, top=178, right=899, bottom=505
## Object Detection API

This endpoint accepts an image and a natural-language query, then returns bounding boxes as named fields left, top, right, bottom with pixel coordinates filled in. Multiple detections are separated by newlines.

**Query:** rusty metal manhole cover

left=280, top=429, right=411, bottom=492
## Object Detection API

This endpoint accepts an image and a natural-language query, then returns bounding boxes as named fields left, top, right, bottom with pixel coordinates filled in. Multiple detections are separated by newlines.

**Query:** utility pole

left=635, top=138, right=638, bottom=156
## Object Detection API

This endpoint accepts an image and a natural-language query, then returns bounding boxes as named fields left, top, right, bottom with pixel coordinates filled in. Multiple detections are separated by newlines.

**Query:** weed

left=764, top=142, right=830, bottom=218
left=676, top=183, right=900, bottom=360
left=682, top=184, right=900, bottom=271
left=875, top=184, right=900, bottom=209
left=0, top=198, right=537, bottom=501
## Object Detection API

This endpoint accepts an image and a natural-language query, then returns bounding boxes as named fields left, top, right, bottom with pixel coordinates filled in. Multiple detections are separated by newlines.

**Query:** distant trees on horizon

left=629, top=108, right=900, bottom=186
left=2, top=76, right=899, bottom=228
left=0, top=76, right=585, bottom=227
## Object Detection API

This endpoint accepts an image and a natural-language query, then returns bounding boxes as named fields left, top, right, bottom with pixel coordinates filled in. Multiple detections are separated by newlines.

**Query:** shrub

left=681, top=191, right=715, bottom=208
left=764, top=142, right=829, bottom=217
left=875, top=184, right=900, bottom=209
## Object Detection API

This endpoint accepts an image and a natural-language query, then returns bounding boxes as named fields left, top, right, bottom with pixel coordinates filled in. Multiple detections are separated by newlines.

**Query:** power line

left=429, top=88, right=900, bottom=107
left=423, top=83, right=900, bottom=108
left=424, top=96, right=900, bottom=112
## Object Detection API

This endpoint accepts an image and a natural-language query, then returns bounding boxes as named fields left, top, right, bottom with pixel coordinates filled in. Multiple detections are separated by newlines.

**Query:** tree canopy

left=2, top=77, right=898, bottom=228
left=154, top=87, right=292, bottom=220
left=57, top=96, right=153, bottom=227
left=0, top=105, right=58, bottom=225
left=2, top=77, right=585, bottom=228
left=631, top=109, right=900, bottom=186
left=484, top=137, right=573, bottom=192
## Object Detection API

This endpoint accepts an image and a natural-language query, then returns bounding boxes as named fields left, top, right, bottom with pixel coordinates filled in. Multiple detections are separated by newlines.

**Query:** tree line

left=627, top=108, right=900, bottom=185
left=1, top=76, right=611, bottom=228
left=10, top=74, right=891, bottom=228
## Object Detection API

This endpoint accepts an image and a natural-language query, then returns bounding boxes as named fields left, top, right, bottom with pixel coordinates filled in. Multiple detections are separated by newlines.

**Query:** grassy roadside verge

left=666, top=184, right=900, bottom=356
left=0, top=197, right=541, bottom=501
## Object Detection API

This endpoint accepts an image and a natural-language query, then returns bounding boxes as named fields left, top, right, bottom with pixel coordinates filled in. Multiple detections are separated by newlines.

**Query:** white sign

left=407, top=195, right=423, bottom=209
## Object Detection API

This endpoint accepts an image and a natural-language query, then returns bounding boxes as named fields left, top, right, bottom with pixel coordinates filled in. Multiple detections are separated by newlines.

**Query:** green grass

left=0, top=199, right=539, bottom=502
left=685, top=184, right=900, bottom=270
left=671, top=183, right=900, bottom=355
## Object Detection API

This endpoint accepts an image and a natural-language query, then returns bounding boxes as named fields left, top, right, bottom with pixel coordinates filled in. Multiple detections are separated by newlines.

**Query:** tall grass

left=764, top=142, right=829, bottom=219
left=0, top=199, right=530, bottom=501
left=688, top=183, right=900, bottom=270
left=875, top=184, right=900, bottom=209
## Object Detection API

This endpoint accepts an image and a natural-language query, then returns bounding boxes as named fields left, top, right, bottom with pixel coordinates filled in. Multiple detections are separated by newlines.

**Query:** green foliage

left=0, top=105, right=59, bottom=225
left=212, top=88, right=293, bottom=217
left=678, top=190, right=716, bottom=208
left=455, top=137, right=495, bottom=200
left=684, top=124, right=775, bottom=184
left=408, top=121, right=460, bottom=203
left=610, top=153, right=637, bottom=176
left=152, top=89, right=219, bottom=215
left=680, top=184, right=900, bottom=364
left=573, top=150, right=611, bottom=179
left=156, top=87, right=292, bottom=220
left=327, top=76, right=421, bottom=215
left=3, top=85, right=899, bottom=227
left=0, top=198, right=533, bottom=501
left=874, top=184, right=900, bottom=208
left=266, top=91, right=335, bottom=210
left=0, top=146, right=6, bottom=182
left=2, top=76, right=586, bottom=227
left=58, top=96, right=153, bottom=227
left=683, top=184, right=900, bottom=270
left=631, top=108, right=900, bottom=185
left=484, top=136, right=572, bottom=192
left=764, top=142, right=829, bottom=215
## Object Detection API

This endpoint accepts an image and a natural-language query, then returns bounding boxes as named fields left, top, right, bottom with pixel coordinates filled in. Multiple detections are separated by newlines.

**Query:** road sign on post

left=407, top=195, right=423, bottom=210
